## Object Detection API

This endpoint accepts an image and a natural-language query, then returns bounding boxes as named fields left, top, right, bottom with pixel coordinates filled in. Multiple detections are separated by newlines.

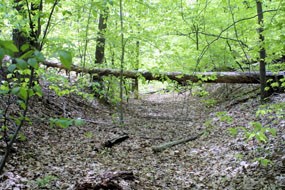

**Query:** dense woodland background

left=0, top=0, right=285, bottom=189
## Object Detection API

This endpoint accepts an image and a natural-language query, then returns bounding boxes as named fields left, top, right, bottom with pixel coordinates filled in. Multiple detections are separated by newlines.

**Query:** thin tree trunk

left=119, top=0, right=125, bottom=126
left=256, top=0, right=268, bottom=101
left=93, top=4, right=109, bottom=101
left=95, top=7, right=108, bottom=64
left=82, top=2, right=92, bottom=68
left=132, top=40, right=140, bottom=99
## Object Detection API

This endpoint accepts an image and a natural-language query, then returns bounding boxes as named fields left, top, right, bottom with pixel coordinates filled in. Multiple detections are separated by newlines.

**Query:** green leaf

left=50, top=118, right=73, bottom=128
left=19, top=87, right=28, bottom=100
left=7, top=64, right=17, bottom=73
left=267, top=128, right=277, bottom=136
left=28, top=58, right=39, bottom=69
left=33, top=85, right=43, bottom=97
left=256, top=157, right=272, bottom=167
left=20, top=44, right=30, bottom=52
left=84, top=131, right=93, bottom=138
left=11, top=87, right=20, bottom=95
left=228, top=127, right=238, bottom=136
left=1, top=125, right=8, bottom=131
left=256, top=132, right=268, bottom=143
left=18, top=100, right=27, bottom=109
left=251, top=121, right=262, bottom=131
left=34, top=50, right=45, bottom=62
left=216, top=111, right=226, bottom=117
left=256, top=109, right=270, bottom=116
left=0, top=40, right=18, bottom=53
left=20, top=50, right=34, bottom=59
left=36, top=175, right=57, bottom=188
left=0, top=85, right=9, bottom=94
left=260, top=159, right=272, bottom=167
left=58, top=50, right=72, bottom=69
left=29, top=89, right=35, bottom=97
left=0, top=48, right=4, bottom=61
left=17, top=132, right=27, bottom=141
left=62, top=10, right=72, bottom=16
left=74, top=118, right=85, bottom=126
left=16, top=59, right=28, bottom=70
left=270, top=82, right=279, bottom=88
left=246, top=132, right=255, bottom=140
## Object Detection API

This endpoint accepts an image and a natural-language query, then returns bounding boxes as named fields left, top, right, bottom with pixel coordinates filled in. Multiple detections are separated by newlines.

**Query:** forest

left=0, top=0, right=285, bottom=189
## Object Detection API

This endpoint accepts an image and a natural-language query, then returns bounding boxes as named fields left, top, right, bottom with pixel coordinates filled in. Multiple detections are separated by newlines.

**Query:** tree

left=13, top=0, right=42, bottom=56
left=95, top=1, right=109, bottom=65
left=256, top=0, right=268, bottom=100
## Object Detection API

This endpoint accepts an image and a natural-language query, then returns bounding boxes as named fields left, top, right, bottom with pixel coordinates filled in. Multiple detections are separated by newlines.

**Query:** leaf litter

left=0, top=84, right=284, bottom=189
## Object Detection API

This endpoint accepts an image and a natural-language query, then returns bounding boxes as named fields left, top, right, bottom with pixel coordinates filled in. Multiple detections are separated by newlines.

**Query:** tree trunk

left=93, top=5, right=109, bottom=101
left=13, top=0, right=42, bottom=56
left=132, top=40, right=140, bottom=99
left=256, top=0, right=268, bottom=100
left=43, top=60, right=285, bottom=84
left=95, top=7, right=108, bottom=64
left=13, top=0, right=27, bottom=58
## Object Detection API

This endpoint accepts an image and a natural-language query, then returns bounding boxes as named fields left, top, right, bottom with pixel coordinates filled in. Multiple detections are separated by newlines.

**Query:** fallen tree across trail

left=43, top=61, right=285, bottom=84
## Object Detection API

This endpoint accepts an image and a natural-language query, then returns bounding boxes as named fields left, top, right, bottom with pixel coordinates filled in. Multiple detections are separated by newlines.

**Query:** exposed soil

left=0, top=84, right=285, bottom=189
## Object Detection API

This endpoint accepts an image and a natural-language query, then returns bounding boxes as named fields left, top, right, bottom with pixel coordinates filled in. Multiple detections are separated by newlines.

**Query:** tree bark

left=95, top=6, right=108, bottom=64
left=132, top=40, right=140, bottom=99
left=93, top=4, right=109, bottom=102
left=43, top=60, right=285, bottom=84
left=13, top=0, right=43, bottom=58
left=256, top=0, right=268, bottom=100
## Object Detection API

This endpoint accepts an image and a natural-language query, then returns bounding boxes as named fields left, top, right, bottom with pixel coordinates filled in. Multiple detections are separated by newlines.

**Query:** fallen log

left=152, top=132, right=204, bottom=153
left=43, top=60, right=285, bottom=84
left=102, top=134, right=129, bottom=148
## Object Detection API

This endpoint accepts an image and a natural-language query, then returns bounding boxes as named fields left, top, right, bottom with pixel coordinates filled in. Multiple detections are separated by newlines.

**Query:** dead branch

left=102, top=134, right=129, bottom=148
left=152, top=132, right=204, bottom=153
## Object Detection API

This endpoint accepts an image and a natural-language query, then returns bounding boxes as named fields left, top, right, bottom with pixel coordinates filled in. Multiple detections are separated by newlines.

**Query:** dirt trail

left=0, top=86, right=284, bottom=189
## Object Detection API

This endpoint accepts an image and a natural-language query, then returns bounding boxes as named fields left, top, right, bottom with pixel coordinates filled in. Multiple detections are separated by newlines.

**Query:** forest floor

left=0, top=83, right=285, bottom=190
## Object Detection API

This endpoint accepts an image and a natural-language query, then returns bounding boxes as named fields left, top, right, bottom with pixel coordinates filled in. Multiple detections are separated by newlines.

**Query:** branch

left=25, top=0, right=34, bottom=36
left=227, top=0, right=249, bottom=71
left=152, top=132, right=204, bottom=153
left=190, top=9, right=277, bottom=68
left=177, top=31, right=248, bottom=48
left=40, top=0, right=59, bottom=50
